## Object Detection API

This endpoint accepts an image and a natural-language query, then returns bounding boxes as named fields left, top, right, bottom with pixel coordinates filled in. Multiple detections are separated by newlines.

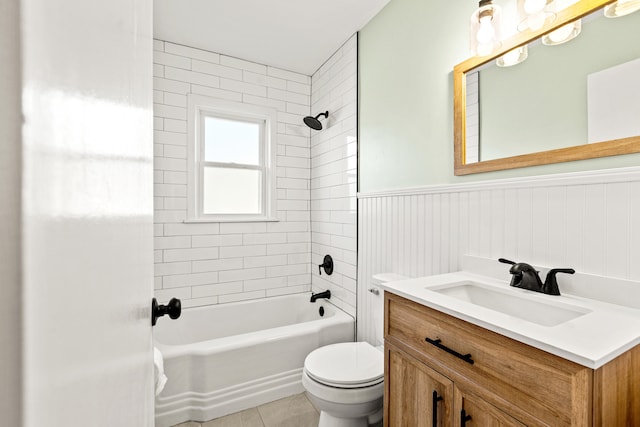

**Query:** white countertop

left=380, top=264, right=640, bottom=369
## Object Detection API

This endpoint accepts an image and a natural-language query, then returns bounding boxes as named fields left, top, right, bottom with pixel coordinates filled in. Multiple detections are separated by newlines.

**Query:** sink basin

left=431, top=281, right=590, bottom=327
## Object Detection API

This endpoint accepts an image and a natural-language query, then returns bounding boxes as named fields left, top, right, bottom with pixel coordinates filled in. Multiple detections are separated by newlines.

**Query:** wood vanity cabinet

left=387, top=343, right=453, bottom=426
left=383, top=292, right=640, bottom=426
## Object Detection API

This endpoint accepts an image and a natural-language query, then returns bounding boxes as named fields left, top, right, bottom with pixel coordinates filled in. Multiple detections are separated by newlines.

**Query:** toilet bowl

left=303, top=273, right=407, bottom=427
left=303, top=342, right=384, bottom=427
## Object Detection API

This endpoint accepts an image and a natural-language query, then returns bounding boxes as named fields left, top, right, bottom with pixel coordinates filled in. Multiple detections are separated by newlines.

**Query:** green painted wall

left=358, top=0, right=640, bottom=192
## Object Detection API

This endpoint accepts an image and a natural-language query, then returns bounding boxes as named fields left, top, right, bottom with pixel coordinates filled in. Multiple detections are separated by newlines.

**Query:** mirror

left=454, top=0, right=640, bottom=175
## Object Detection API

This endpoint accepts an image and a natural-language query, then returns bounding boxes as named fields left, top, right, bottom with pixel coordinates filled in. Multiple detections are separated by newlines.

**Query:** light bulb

left=497, top=46, right=528, bottom=67
left=476, top=17, right=496, bottom=43
left=477, top=42, right=494, bottom=57
left=502, top=49, right=524, bottom=66
left=550, top=25, right=573, bottom=41
left=503, top=50, right=521, bottom=64
left=470, top=0, right=502, bottom=57
left=527, top=12, right=547, bottom=30
left=524, top=0, right=546, bottom=14
left=604, top=0, right=640, bottom=17
left=542, top=19, right=581, bottom=45
left=517, top=0, right=555, bottom=32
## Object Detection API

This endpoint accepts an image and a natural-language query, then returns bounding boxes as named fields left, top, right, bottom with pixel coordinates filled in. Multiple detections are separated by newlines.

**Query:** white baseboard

left=155, top=368, right=305, bottom=427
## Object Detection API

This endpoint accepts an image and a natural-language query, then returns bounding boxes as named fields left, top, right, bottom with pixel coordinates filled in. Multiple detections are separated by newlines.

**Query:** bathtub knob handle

left=151, top=297, right=182, bottom=326
left=318, top=255, right=333, bottom=276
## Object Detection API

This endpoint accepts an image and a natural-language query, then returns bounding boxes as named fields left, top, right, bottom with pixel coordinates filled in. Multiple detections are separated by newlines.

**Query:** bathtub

left=154, top=294, right=354, bottom=427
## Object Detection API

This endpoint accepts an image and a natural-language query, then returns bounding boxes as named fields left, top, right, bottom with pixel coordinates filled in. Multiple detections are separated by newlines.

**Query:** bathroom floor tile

left=257, top=393, right=320, bottom=427
left=202, top=408, right=264, bottom=427
left=171, top=393, right=318, bottom=427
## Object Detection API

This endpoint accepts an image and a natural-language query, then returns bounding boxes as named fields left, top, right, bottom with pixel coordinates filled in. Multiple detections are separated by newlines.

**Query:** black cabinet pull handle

left=432, top=390, right=443, bottom=427
left=460, top=409, right=472, bottom=427
left=426, top=337, right=474, bottom=365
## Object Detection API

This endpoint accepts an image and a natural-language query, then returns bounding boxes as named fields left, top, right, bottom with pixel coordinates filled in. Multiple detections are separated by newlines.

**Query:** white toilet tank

left=369, top=273, right=408, bottom=348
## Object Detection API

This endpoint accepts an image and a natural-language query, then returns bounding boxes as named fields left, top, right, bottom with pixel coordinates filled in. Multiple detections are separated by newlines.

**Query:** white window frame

left=186, top=94, right=278, bottom=222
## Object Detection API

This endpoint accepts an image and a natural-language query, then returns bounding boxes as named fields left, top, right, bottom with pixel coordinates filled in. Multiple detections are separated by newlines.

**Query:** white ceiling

left=154, top=0, right=391, bottom=76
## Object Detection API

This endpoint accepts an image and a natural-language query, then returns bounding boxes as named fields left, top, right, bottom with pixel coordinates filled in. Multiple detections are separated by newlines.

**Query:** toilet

left=302, top=273, right=407, bottom=427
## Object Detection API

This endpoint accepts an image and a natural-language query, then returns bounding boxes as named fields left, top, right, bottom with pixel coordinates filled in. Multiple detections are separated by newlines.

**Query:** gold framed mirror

left=454, top=0, right=640, bottom=175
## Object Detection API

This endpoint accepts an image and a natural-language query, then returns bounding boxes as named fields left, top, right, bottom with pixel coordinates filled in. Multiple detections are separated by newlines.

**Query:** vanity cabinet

left=384, top=292, right=640, bottom=426
left=387, top=344, right=453, bottom=426
left=387, top=343, right=524, bottom=426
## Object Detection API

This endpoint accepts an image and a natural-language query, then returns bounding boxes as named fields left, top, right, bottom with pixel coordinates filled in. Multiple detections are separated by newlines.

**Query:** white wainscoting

left=357, top=167, right=640, bottom=344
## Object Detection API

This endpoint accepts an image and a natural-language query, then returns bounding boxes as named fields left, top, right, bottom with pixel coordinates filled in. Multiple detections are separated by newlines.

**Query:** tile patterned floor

left=171, top=393, right=320, bottom=427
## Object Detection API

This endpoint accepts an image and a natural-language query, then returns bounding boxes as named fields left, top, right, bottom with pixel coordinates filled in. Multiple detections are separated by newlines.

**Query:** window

left=187, top=95, right=277, bottom=222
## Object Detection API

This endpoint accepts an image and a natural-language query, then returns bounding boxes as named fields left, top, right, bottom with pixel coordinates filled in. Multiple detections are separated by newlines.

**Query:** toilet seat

left=302, top=369, right=384, bottom=407
left=304, top=342, right=384, bottom=389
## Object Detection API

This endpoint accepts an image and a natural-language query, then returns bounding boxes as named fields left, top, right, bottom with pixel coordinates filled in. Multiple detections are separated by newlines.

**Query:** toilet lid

left=304, top=342, right=384, bottom=388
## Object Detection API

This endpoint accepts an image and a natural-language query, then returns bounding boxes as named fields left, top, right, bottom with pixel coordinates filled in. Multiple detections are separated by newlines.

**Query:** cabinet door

left=455, top=388, right=526, bottom=427
left=386, top=344, right=454, bottom=427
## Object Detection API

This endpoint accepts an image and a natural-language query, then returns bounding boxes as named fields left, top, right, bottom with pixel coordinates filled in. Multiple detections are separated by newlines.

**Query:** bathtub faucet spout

left=310, top=290, right=331, bottom=303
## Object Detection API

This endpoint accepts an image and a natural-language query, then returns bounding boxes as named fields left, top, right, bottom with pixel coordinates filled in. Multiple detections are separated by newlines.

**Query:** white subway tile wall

left=357, top=170, right=640, bottom=344
left=310, top=35, right=358, bottom=317
left=154, top=39, right=312, bottom=308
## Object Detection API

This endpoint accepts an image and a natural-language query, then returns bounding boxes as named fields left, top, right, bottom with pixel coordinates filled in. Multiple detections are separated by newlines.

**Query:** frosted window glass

left=204, top=116, right=260, bottom=165
left=203, top=167, right=261, bottom=214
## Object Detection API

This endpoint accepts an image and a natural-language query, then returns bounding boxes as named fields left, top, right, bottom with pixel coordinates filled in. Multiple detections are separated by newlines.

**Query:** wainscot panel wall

left=357, top=167, right=640, bottom=345
left=310, top=35, right=358, bottom=317
left=153, top=40, right=312, bottom=307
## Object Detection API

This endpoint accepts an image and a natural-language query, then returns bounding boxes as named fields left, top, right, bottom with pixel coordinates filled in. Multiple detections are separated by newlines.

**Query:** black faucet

left=499, top=258, right=575, bottom=296
left=310, top=290, right=331, bottom=302
left=542, top=268, right=576, bottom=295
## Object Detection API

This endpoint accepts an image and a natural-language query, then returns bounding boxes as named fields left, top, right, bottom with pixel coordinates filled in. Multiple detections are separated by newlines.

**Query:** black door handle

left=152, top=297, right=181, bottom=326
left=460, top=409, right=472, bottom=427
left=432, top=390, right=443, bottom=427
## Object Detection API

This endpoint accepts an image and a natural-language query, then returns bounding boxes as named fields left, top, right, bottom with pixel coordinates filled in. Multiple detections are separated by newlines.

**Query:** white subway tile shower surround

left=310, top=35, right=358, bottom=317
left=154, top=40, right=312, bottom=308
left=357, top=168, right=640, bottom=345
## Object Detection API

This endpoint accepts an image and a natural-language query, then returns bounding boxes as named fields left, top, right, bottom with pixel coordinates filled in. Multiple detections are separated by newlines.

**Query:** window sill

left=183, top=216, right=280, bottom=224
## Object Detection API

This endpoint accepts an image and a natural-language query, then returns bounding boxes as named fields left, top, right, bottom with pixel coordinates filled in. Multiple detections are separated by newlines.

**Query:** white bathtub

left=154, top=294, right=354, bottom=427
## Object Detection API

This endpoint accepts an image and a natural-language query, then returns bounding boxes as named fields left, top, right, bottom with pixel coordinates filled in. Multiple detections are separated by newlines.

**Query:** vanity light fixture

left=604, top=0, right=640, bottom=17
left=470, top=0, right=503, bottom=57
left=542, top=0, right=582, bottom=45
left=517, top=0, right=556, bottom=32
left=496, top=45, right=528, bottom=67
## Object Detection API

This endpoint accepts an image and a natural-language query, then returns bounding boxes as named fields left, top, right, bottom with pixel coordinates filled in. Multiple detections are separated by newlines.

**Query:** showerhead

left=303, top=111, right=329, bottom=130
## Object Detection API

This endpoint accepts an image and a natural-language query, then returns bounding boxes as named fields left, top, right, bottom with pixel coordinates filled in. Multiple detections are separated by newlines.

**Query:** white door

left=21, top=0, right=155, bottom=425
